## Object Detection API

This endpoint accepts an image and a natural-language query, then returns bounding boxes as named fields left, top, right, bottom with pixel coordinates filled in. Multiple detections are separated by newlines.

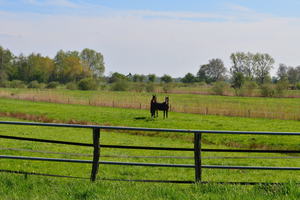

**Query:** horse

left=150, top=96, right=169, bottom=119
left=150, top=95, right=157, bottom=118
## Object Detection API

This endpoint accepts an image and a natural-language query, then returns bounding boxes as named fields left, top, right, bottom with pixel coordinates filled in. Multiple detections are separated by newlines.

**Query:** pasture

left=1, top=88, right=300, bottom=121
left=0, top=97, right=300, bottom=199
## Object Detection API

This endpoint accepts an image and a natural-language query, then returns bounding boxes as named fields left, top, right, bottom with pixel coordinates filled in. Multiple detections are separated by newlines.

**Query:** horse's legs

left=166, top=110, right=168, bottom=118
left=150, top=108, right=154, bottom=118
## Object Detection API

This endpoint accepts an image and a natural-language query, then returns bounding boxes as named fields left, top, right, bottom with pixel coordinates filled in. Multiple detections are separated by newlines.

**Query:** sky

left=1, top=0, right=300, bottom=77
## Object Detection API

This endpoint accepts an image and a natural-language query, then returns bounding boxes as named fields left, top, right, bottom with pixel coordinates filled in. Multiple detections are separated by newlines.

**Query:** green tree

left=231, top=72, right=245, bottom=89
left=161, top=74, right=173, bottom=83
left=181, top=73, right=196, bottom=83
left=108, top=72, right=128, bottom=83
left=0, top=46, right=14, bottom=82
left=54, top=50, right=91, bottom=83
left=287, top=67, right=299, bottom=85
left=13, top=54, right=30, bottom=82
left=26, top=53, right=55, bottom=83
left=197, top=58, right=226, bottom=83
left=80, top=48, right=105, bottom=78
left=196, top=64, right=208, bottom=82
left=132, top=74, right=146, bottom=82
left=277, top=64, right=288, bottom=81
left=147, top=74, right=156, bottom=82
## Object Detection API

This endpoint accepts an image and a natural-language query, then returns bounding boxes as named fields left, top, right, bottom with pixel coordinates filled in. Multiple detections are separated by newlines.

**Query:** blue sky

left=1, top=0, right=300, bottom=17
left=1, top=0, right=300, bottom=76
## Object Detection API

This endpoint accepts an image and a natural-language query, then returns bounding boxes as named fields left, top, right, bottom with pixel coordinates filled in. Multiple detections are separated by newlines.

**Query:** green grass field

left=0, top=97, right=300, bottom=149
left=0, top=174, right=299, bottom=200
left=1, top=88, right=300, bottom=120
left=0, top=97, right=299, bottom=199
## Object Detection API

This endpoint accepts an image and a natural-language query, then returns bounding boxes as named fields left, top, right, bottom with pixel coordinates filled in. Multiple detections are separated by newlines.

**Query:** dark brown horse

left=150, top=95, right=157, bottom=118
left=150, top=96, right=169, bottom=118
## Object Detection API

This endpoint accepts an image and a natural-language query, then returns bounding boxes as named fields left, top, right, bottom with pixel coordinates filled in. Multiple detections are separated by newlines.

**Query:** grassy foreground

left=0, top=174, right=299, bottom=200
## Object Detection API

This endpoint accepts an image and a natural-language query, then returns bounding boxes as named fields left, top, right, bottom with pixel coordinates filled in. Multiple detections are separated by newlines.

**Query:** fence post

left=90, top=128, right=100, bottom=182
left=194, top=132, right=202, bottom=183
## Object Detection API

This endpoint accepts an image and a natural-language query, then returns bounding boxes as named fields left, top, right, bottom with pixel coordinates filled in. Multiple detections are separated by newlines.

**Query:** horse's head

left=165, top=97, right=169, bottom=103
left=152, top=95, right=157, bottom=102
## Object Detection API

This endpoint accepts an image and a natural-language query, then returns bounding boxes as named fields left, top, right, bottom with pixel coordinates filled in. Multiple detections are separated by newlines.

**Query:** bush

left=231, top=72, right=245, bottom=90
left=195, top=82, right=207, bottom=87
left=212, top=81, right=229, bottom=95
left=0, top=81, right=6, bottom=88
left=2, top=80, right=27, bottom=88
left=78, top=78, right=98, bottom=91
left=275, top=81, right=289, bottom=97
left=296, top=83, right=300, bottom=90
left=66, top=82, right=78, bottom=90
left=98, top=82, right=107, bottom=90
left=239, top=81, right=257, bottom=96
left=46, top=81, right=59, bottom=89
left=27, top=81, right=44, bottom=89
left=131, top=83, right=145, bottom=92
left=145, top=83, right=156, bottom=93
left=111, top=80, right=130, bottom=91
left=162, top=83, right=174, bottom=93
left=260, top=84, right=275, bottom=97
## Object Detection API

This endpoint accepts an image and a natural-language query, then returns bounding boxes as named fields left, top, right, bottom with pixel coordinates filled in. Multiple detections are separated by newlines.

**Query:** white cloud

left=22, top=0, right=79, bottom=8
left=225, top=3, right=253, bottom=13
left=122, top=10, right=232, bottom=21
left=1, top=9, right=300, bottom=77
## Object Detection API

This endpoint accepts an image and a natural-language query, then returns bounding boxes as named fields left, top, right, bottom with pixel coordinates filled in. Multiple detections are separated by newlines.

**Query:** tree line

left=0, top=46, right=104, bottom=84
left=1, top=45, right=300, bottom=91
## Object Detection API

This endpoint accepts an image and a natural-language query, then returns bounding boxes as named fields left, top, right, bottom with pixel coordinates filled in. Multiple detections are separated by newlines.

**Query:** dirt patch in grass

left=0, top=112, right=96, bottom=126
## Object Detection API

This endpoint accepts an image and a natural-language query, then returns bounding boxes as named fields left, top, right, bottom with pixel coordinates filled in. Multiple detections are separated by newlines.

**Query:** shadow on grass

left=134, top=117, right=155, bottom=122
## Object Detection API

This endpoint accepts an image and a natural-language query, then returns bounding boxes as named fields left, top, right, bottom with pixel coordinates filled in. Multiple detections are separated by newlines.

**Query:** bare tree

left=252, top=53, right=275, bottom=84
left=230, top=52, right=254, bottom=80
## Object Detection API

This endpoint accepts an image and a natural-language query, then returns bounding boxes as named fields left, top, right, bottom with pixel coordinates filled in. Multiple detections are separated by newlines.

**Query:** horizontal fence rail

left=0, top=121, right=300, bottom=184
